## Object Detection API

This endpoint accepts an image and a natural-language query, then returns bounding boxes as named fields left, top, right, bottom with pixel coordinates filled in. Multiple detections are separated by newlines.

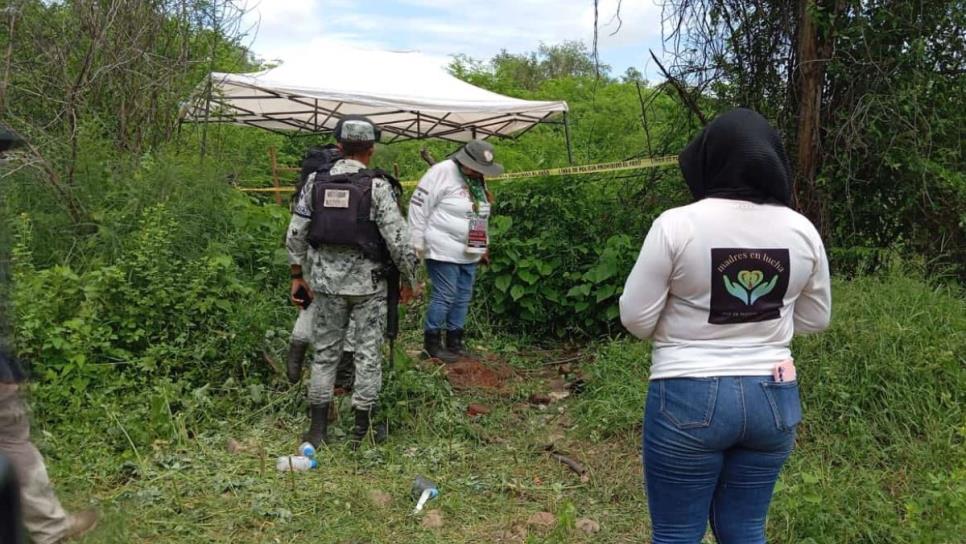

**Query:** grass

left=30, top=271, right=966, bottom=543
left=44, top=360, right=648, bottom=543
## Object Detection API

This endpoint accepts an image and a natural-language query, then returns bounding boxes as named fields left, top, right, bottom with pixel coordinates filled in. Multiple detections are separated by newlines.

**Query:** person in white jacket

left=619, top=109, right=831, bottom=544
left=408, top=140, right=503, bottom=362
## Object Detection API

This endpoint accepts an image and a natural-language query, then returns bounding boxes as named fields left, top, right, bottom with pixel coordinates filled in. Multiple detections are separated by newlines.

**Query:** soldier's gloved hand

left=290, top=278, right=314, bottom=307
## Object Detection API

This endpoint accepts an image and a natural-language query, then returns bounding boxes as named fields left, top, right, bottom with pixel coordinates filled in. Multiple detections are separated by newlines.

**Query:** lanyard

left=459, top=170, right=488, bottom=215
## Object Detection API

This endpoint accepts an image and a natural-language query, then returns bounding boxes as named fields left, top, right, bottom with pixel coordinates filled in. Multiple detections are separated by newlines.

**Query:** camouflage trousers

left=291, top=305, right=358, bottom=352
left=307, top=292, right=386, bottom=410
left=0, top=385, right=72, bottom=544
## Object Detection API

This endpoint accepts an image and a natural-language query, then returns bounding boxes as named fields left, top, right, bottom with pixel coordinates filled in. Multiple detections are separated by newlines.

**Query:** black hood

left=678, top=108, right=793, bottom=206
left=0, top=349, right=25, bottom=384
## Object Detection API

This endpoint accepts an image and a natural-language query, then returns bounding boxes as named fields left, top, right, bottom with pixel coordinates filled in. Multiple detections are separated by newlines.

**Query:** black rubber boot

left=422, top=330, right=459, bottom=363
left=350, top=408, right=387, bottom=450
left=286, top=340, right=310, bottom=384
left=334, top=351, right=355, bottom=391
left=302, top=403, right=330, bottom=448
left=445, top=329, right=469, bottom=358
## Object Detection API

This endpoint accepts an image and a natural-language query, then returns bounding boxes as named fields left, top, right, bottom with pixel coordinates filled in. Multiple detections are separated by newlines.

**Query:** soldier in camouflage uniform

left=286, top=115, right=418, bottom=449
left=286, top=145, right=358, bottom=389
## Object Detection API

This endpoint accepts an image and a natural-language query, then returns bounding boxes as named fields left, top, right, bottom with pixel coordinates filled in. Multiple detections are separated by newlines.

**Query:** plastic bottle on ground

left=298, top=442, right=316, bottom=458
left=276, top=455, right=317, bottom=472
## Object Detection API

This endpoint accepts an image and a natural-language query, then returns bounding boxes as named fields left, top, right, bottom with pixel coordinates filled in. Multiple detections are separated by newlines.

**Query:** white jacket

left=408, top=159, right=491, bottom=264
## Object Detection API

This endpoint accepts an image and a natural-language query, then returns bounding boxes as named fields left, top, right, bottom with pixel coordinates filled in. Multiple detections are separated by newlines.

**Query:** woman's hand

left=481, top=250, right=492, bottom=266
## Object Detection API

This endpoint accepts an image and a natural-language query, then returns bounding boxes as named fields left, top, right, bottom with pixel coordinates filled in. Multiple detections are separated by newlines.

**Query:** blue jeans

left=424, top=259, right=477, bottom=332
left=643, top=376, right=801, bottom=543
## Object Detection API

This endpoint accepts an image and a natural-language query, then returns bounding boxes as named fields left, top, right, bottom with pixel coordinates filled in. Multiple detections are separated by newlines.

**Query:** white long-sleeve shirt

left=620, top=198, right=831, bottom=380
left=408, top=160, right=490, bottom=264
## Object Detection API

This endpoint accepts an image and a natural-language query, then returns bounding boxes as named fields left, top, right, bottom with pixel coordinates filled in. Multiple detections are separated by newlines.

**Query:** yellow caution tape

left=238, top=155, right=678, bottom=194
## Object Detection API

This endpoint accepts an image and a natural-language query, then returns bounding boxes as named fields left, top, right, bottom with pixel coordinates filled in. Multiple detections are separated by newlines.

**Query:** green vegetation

left=0, top=1, right=963, bottom=542
left=30, top=272, right=963, bottom=543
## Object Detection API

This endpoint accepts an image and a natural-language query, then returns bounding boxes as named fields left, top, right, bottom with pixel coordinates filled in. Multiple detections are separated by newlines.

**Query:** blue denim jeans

left=424, top=259, right=478, bottom=332
left=643, top=376, right=801, bottom=543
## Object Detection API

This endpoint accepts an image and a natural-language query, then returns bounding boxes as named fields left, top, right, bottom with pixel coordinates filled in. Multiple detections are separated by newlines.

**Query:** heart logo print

left=737, top=270, right=764, bottom=290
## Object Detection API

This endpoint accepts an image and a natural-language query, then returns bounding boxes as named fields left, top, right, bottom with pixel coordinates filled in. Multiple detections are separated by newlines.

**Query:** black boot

left=445, top=329, right=469, bottom=358
left=302, top=403, right=329, bottom=448
left=350, top=407, right=387, bottom=450
left=422, top=330, right=459, bottom=363
left=334, top=351, right=355, bottom=391
left=286, top=340, right=310, bottom=384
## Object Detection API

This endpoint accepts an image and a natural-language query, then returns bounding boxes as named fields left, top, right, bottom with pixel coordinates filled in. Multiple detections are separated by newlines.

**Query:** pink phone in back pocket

left=772, top=359, right=797, bottom=382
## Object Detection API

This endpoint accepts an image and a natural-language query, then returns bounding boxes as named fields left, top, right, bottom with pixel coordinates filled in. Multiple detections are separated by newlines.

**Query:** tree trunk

left=794, top=0, right=845, bottom=233
left=794, top=0, right=825, bottom=229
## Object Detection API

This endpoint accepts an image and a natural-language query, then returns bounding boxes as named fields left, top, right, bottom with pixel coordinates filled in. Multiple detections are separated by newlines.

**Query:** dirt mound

left=443, top=357, right=513, bottom=390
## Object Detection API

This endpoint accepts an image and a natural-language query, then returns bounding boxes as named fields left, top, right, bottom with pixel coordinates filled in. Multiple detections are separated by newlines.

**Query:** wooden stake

left=270, top=146, right=282, bottom=206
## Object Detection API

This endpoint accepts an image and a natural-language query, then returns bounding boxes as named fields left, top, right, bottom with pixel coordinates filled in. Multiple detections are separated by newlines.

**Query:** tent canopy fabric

left=183, top=47, right=569, bottom=143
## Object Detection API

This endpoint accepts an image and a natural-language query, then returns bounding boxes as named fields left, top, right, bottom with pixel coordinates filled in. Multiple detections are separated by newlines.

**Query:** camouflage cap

left=334, top=115, right=381, bottom=144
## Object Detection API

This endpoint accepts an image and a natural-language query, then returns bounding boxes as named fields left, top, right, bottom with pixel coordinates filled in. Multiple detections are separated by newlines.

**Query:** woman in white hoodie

left=408, top=140, right=503, bottom=362
left=620, top=109, right=831, bottom=543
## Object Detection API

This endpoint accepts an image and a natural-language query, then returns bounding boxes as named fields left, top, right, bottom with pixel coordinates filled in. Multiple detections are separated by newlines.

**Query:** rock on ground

left=527, top=511, right=556, bottom=527
left=422, top=509, right=444, bottom=529
left=367, top=489, right=392, bottom=508
left=576, top=517, right=601, bottom=534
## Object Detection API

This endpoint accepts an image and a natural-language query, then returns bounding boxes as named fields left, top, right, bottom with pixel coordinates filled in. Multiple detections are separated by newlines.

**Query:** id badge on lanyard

left=467, top=216, right=488, bottom=252
left=462, top=171, right=489, bottom=254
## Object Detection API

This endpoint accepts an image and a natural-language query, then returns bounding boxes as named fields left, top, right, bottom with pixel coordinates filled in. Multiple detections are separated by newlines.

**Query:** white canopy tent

left=182, top=46, right=570, bottom=147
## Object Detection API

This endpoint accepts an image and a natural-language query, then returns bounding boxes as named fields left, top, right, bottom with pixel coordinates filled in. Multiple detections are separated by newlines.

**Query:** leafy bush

left=475, top=173, right=688, bottom=337
left=11, top=203, right=280, bottom=426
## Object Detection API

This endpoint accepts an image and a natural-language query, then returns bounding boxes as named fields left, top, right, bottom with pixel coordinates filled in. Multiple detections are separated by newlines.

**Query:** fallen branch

left=544, top=445, right=589, bottom=481
left=261, top=350, right=283, bottom=377
left=541, top=353, right=586, bottom=366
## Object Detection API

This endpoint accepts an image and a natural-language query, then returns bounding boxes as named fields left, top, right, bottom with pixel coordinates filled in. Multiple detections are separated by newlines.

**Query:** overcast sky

left=240, top=0, right=667, bottom=79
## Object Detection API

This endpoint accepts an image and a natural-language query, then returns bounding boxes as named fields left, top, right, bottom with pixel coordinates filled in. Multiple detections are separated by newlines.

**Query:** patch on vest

left=323, top=189, right=350, bottom=208
left=709, top=248, right=790, bottom=324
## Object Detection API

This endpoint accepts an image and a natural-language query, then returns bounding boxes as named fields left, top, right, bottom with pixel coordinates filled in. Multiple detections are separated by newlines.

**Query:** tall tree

left=623, top=0, right=964, bottom=269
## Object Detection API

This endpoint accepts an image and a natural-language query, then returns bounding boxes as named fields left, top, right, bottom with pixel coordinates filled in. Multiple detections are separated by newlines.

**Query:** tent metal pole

left=563, top=111, right=574, bottom=165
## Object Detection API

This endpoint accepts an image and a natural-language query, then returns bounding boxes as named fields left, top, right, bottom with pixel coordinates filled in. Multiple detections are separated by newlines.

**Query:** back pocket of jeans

left=659, top=378, right=719, bottom=429
left=761, top=381, right=803, bottom=432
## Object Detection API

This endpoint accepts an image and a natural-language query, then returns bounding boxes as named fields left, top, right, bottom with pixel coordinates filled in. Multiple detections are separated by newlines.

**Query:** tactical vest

left=307, top=169, right=395, bottom=262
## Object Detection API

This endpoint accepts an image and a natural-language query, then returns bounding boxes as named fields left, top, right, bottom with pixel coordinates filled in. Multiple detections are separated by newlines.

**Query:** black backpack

left=291, top=144, right=343, bottom=210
